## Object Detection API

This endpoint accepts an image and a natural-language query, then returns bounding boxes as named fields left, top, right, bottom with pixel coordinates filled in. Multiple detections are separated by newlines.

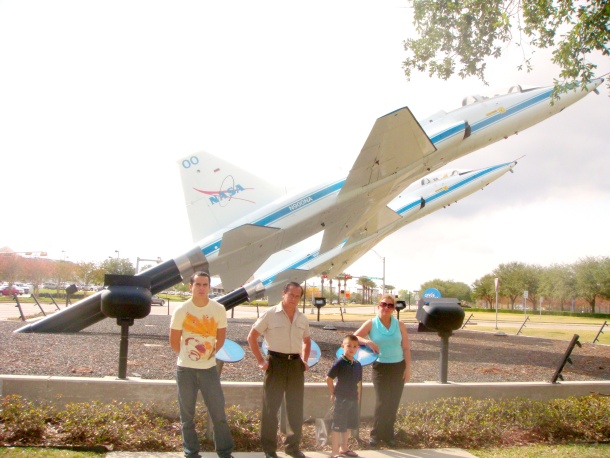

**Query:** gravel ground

left=1, top=315, right=609, bottom=383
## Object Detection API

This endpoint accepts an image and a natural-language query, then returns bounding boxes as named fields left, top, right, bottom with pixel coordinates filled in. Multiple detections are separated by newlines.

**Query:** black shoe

left=368, top=438, right=380, bottom=448
left=286, top=451, right=306, bottom=458
left=264, top=453, right=278, bottom=458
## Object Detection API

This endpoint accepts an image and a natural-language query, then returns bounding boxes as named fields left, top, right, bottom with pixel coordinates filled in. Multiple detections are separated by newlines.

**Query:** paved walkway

left=106, top=449, right=478, bottom=457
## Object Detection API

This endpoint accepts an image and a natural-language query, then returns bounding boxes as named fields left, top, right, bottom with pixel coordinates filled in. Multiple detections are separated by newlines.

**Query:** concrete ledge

left=1, top=375, right=609, bottom=419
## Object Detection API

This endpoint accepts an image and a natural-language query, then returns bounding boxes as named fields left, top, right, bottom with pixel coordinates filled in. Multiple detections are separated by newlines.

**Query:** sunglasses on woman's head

left=379, top=302, right=395, bottom=309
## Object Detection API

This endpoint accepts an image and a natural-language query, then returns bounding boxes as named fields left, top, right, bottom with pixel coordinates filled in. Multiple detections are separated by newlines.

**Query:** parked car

left=1, top=285, right=25, bottom=296
left=151, top=295, right=166, bottom=306
left=15, top=283, right=32, bottom=294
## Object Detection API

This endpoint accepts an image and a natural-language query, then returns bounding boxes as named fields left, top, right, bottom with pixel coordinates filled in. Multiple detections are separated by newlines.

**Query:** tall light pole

left=493, top=278, right=506, bottom=336
left=115, top=250, right=120, bottom=259
left=494, top=277, right=499, bottom=330
left=136, top=257, right=162, bottom=273
left=371, top=249, right=386, bottom=296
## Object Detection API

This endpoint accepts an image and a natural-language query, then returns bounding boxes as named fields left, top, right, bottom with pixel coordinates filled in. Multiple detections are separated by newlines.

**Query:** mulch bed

left=1, top=316, right=609, bottom=384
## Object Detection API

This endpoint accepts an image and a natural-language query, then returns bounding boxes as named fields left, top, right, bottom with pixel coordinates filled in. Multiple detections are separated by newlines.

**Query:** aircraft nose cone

left=589, top=77, right=604, bottom=90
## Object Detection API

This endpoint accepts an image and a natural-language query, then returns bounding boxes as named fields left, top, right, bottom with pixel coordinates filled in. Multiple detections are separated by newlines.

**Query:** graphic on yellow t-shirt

left=183, top=313, right=218, bottom=361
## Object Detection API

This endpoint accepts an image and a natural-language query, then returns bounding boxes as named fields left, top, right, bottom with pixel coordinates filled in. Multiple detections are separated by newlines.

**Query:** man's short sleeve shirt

left=253, top=304, right=310, bottom=354
left=170, top=298, right=227, bottom=369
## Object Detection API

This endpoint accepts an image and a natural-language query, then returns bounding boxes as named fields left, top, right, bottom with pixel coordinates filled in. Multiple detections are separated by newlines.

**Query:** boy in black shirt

left=326, top=334, right=362, bottom=458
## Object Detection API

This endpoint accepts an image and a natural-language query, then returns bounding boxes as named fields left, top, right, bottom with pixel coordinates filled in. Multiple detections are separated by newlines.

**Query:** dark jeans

left=261, top=355, right=305, bottom=453
left=177, top=366, right=234, bottom=458
left=371, top=360, right=406, bottom=442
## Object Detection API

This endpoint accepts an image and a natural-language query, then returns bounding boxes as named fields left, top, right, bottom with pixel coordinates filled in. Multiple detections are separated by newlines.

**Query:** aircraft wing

left=344, top=205, right=404, bottom=246
left=319, top=106, right=435, bottom=253
left=215, top=224, right=283, bottom=291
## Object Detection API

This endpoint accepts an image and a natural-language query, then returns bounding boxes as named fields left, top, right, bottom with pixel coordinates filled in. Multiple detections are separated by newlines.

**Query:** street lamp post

left=115, top=250, right=120, bottom=259
left=494, top=278, right=499, bottom=330
left=136, top=257, right=162, bottom=273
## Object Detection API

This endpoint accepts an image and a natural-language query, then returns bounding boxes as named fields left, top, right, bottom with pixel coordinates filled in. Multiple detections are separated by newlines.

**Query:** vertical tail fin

left=178, top=152, right=285, bottom=243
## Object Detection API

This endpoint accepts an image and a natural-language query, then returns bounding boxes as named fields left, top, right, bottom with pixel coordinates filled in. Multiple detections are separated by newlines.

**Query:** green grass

left=470, top=324, right=610, bottom=343
left=310, top=309, right=610, bottom=343
left=472, top=443, right=610, bottom=457
left=459, top=310, right=610, bottom=343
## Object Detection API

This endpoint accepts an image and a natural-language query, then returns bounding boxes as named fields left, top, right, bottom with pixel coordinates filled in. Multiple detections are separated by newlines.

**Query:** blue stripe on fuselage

left=394, top=163, right=508, bottom=215
left=469, top=90, right=552, bottom=135
left=201, top=179, right=345, bottom=257
left=428, top=121, right=467, bottom=146
left=427, top=89, right=552, bottom=148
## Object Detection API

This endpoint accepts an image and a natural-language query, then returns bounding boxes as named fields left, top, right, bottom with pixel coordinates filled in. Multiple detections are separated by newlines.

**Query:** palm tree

left=357, top=277, right=369, bottom=304
left=366, top=279, right=377, bottom=303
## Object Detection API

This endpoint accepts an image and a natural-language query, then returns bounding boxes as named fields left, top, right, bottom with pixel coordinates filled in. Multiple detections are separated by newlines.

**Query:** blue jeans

left=177, top=366, right=234, bottom=458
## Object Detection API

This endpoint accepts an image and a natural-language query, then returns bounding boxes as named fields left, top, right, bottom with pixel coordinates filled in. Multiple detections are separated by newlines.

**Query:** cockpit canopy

left=418, top=169, right=465, bottom=186
left=461, top=84, right=539, bottom=106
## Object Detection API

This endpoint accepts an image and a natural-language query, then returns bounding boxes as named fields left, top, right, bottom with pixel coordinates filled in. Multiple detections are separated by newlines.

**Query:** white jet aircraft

left=17, top=78, right=602, bottom=333
left=179, top=79, right=603, bottom=292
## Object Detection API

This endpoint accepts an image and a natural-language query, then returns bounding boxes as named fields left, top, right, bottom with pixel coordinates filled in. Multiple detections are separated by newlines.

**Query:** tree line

left=400, top=257, right=610, bottom=315
left=0, top=254, right=142, bottom=294
left=4, top=253, right=610, bottom=314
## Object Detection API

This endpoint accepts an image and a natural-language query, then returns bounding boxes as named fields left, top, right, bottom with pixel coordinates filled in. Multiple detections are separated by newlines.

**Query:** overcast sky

left=1, top=1, right=608, bottom=292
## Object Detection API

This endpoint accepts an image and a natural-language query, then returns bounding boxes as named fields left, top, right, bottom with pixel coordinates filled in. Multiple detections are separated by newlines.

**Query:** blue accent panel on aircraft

left=429, top=121, right=467, bottom=146
left=394, top=163, right=509, bottom=215
left=202, top=243, right=220, bottom=256
left=394, top=198, right=424, bottom=216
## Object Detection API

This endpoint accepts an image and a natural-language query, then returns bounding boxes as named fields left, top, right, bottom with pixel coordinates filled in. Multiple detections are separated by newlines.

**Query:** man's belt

left=269, top=351, right=301, bottom=360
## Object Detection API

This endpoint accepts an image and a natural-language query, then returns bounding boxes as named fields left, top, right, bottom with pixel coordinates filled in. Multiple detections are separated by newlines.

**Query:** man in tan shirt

left=247, top=282, right=311, bottom=458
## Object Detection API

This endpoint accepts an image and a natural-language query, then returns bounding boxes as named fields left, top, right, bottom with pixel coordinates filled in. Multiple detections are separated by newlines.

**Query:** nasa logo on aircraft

left=193, top=176, right=255, bottom=207
left=184, top=155, right=255, bottom=206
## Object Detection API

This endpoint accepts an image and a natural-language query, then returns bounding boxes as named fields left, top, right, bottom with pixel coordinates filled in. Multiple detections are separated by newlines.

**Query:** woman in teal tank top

left=354, top=295, right=411, bottom=447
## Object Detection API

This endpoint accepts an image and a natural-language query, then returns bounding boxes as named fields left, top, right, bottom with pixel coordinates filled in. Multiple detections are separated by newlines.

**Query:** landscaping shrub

left=2, top=394, right=609, bottom=452
left=0, top=395, right=54, bottom=444
left=394, top=395, right=610, bottom=449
